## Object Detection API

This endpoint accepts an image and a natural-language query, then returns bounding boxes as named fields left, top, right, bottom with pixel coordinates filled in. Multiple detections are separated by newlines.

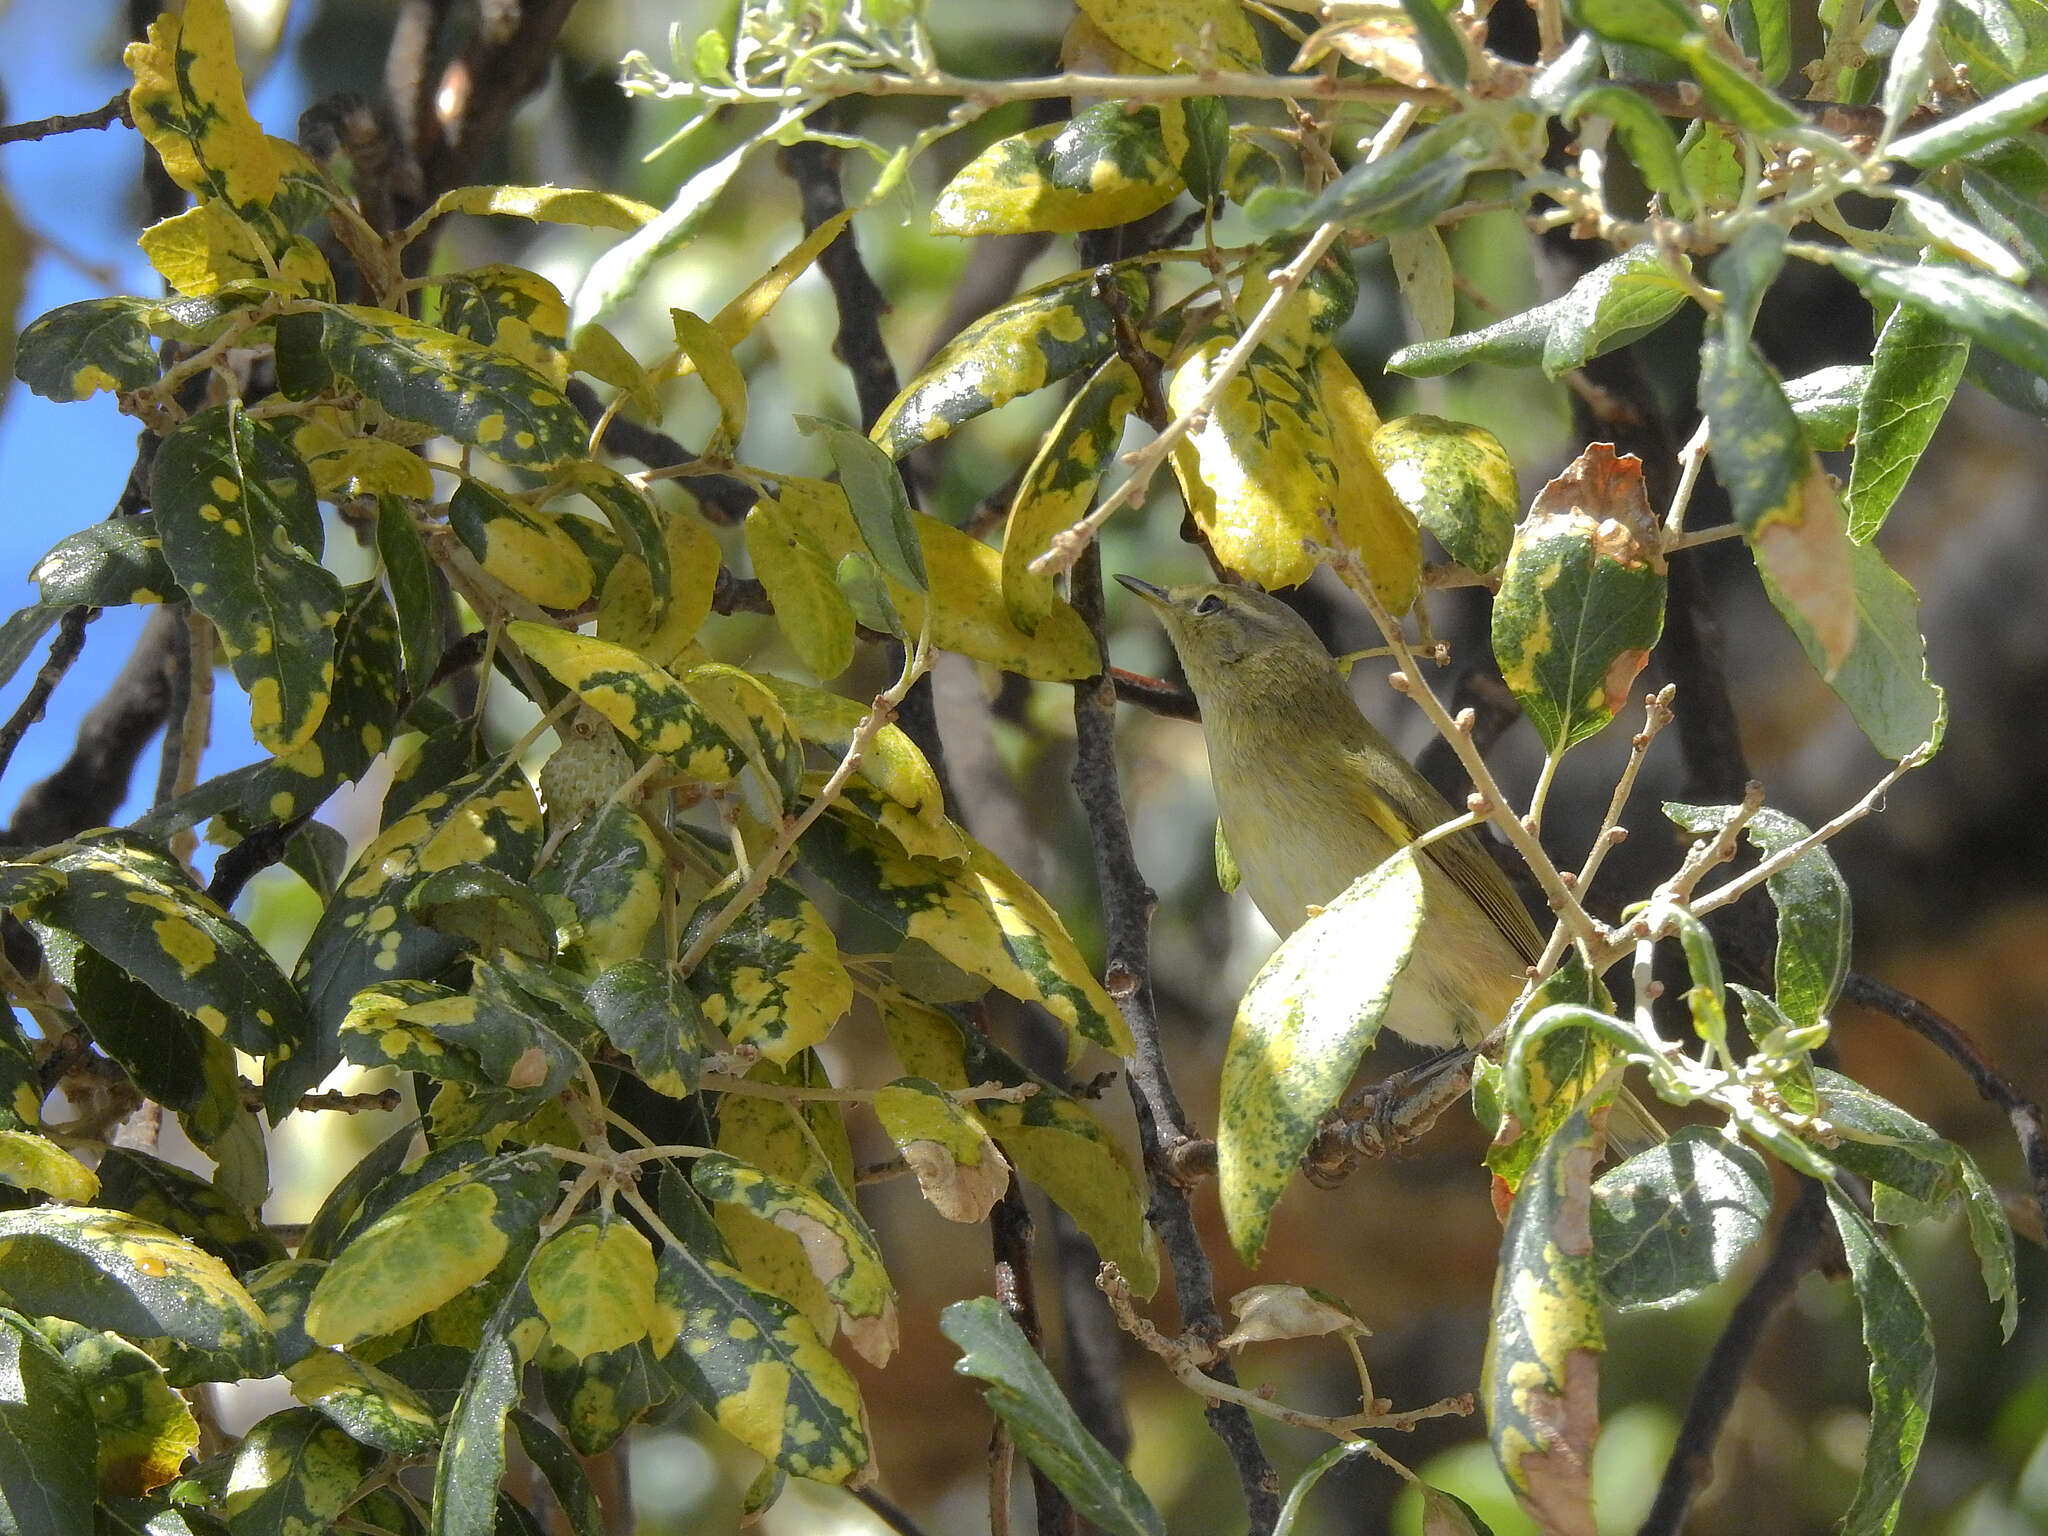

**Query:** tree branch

left=0, top=89, right=132, bottom=146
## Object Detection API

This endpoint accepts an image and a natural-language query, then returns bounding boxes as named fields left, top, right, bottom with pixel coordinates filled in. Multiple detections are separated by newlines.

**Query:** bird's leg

left=1302, top=1048, right=1478, bottom=1186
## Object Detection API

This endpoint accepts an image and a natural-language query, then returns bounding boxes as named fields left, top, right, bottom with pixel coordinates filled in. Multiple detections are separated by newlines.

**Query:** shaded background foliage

left=0, top=1, right=2045, bottom=1533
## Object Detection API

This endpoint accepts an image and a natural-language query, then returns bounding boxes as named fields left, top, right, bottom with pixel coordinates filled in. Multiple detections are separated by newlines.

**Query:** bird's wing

left=1347, top=738, right=1547, bottom=964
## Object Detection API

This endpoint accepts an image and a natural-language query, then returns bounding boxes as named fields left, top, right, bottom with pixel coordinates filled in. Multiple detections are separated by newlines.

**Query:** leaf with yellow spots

left=0, top=1014, right=39, bottom=1133
left=1483, top=1106, right=1606, bottom=1536
left=0, top=1204, right=274, bottom=1384
left=1235, top=245, right=1359, bottom=372
left=139, top=202, right=334, bottom=299
left=554, top=463, right=671, bottom=620
left=882, top=992, right=1156, bottom=1292
left=338, top=978, right=489, bottom=1085
left=0, top=1129, right=98, bottom=1204
left=757, top=674, right=947, bottom=826
left=306, top=1150, right=557, bottom=1349
left=1371, top=412, right=1521, bottom=576
left=654, top=1197, right=871, bottom=1483
left=434, top=1314, right=525, bottom=1534
left=407, top=865, right=559, bottom=962
left=774, top=475, right=1100, bottom=680
left=680, top=665, right=802, bottom=816
left=803, top=810, right=1131, bottom=1062
left=933, top=104, right=1185, bottom=237
left=874, top=1078, right=1011, bottom=1223
left=1168, top=330, right=1341, bottom=591
left=1220, top=847, right=1426, bottom=1263
left=236, top=581, right=403, bottom=827
left=433, top=263, right=571, bottom=385
left=597, top=501, right=719, bottom=668
left=95, top=1147, right=285, bottom=1276
left=689, top=878, right=851, bottom=1066
left=218, top=1406, right=382, bottom=1534
left=449, top=477, right=596, bottom=612
left=874, top=267, right=1151, bottom=457
left=1483, top=958, right=1622, bottom=1196
left=1320, top=349, right=1422, bottom=614
left=1076, top=0, right=1262, bottom=71
left=540, top=1334, right=680, bottom=1455
left=588, top=960, right=702, bottom=1098
left=31, top=515, right=179, bottom=610
left=1492, top=444, right=1667, bottom=755
left=292, top=416, right=436, bottom=502
left=1003, top=354, right=1144, bottom=633
left=508, top=622, right=748, bottom=785
left=831, top=775, right=973, bottom=863
left=429, top=958, right=591, bottom=1108
left=315, top=303, right=589, bottom=469
left=285, top=1347, right=440, bottom=1455
left=38, top=832, right=307, bottom=1063
left=746, top=492, right=857, bottom=680
left=153, top=405, right=343, bottom=756
left=529, top=1214, right=664, bottom=1361
left=13, top=296, right=161, bottom=402
left=36, top=1316, right=198, bottom=1498
left=538, top=806, right=666, bottom=976
left=284, top=760, right=543, bottom=1110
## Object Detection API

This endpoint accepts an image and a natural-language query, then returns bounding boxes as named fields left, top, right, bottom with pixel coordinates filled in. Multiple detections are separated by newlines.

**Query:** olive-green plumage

left=1121, top=575, right=1538, bottom=1050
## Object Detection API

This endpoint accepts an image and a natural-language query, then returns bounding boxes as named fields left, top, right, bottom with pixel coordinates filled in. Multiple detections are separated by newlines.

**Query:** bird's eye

left=1193, top=593, right=1226, bottom=616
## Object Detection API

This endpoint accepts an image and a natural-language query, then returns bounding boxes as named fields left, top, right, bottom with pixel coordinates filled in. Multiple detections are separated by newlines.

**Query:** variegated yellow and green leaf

left=597, top=500, right=719, bottom=668
left=31, top=515, right=179, bottom=609
left=682, top=661, right=804, bottom=811
left=153, top=405, right=344, bottom=755
left=1486, top=958, right=1620, bottom=1194
left=1168, top=331, right=1340, bottom=590
left=139, top=202, right=332, bottom=298
left=0, top=1016, right=40, bottom=1133
left=1003, top=355, right=1142, bottom=632
left=0, top=1204, right=274, bottom=1385
left=670, top=307, right=748, bottom=457
left=757, top=673, right=946, bottom=826
left=448, top=476, right=596, bottom=611
left=710, top=210, right=852, bottom=347
left=554, top=462, right=670, bottom=617
left=36, top=1318, right=197, bottom=1496
left=373, top=496, right=446, bottom=697
left=656, top=1219, right=870, bottom=1483
left=692, top=1150, right=897, bottom=1367
left=13, top=297, right=161, bottom=402
left=284, top=1348, right=440, bottom=1454
left=832, top=775, right=972, bottom=863
left=538, top=805, right=665, bottom=975
left=881, top=993, right=1155, bottom=1291
left=246, top=1256, right=328, bottom=1370
left=874, top=267, right=1150, bottom=456
left=220, top=1406, right=381, bottom=1535
left=933, top=103, right=1184, bottom=237
left=1235, top=246, right=1358, bottom=371
left=305, top=1150, right=558, bottom=1349
left=294, top=1124, right=418, bottom=1264
left=0, top=1308, right=94, bottom=1529
left=94, top=1147, right=284, bottom=1275
left=746, top=493, right=856, bottom=679
left=407, top=183, right=662, bottom=239
left=512, top=1409, right=611, bottom=1536
left=570, top=320, right=662, bottom=418
left=1220, top=848, right=1426, bottom=1263
left=434, top=1319, right=524, bottom=1534
left=1493, top=444, right=1667, bottom=754
left=1483, top=1107, right=1605, bottom=1536
left=804, top=810, right=1131, bottom=1061
left=39, top=832, right=308, bottom=1061
left=690, top=877, right=851, bottom=1065
left=285, top=760, right=543, bottom=1107
left=124, top=0, right=283, bottom=217
left=1319, top=348, right=1422, bottom=614
left=338, top=978, right=487, bottom=1085
left=1371, top=412, right=1521, bottom=575
left=237, top=581, right=403, bottom=826
left=416, top=958, right=589, bottom=1106
left=315, top=303, right=589, bottom=468
left=508, top=622, right=747, bottom=784
left=775, top=475, right=1100, bottom=679
left=1076, top=0, right=1262, bottom=71
left=0, top=1128, right=98, bottom=1203
left=588, top=960, right=703, bottom=1099
left=540, top=1335, right=680, bottom=1455
left=293, top=414, right=437, bottom=501
left=433, top=263, right=571, bottom=385
left=529, top=1214, right=665, bottom=1361
left=873, top=1077, right=1011, bottom=1224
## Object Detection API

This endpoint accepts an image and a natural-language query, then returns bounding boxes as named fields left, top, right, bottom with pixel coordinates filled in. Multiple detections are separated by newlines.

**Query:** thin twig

left=0, top=607, right=92, bottom=790
left=0, top=90, right=131, bottom=146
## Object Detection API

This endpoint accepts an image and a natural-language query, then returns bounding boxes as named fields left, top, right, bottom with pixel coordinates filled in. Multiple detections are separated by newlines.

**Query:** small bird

left=1118, top=575, right=1538, bottom=1052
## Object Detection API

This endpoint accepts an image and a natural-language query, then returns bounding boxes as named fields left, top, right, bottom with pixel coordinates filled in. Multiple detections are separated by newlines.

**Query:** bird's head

left=1115, top=576, right=1340, bottom=710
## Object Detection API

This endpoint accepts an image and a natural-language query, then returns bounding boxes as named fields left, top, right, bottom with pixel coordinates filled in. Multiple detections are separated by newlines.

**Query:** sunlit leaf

left=1370, top=413, right=1519, bottom=574
left=933, top=103, right=1184, bottom=237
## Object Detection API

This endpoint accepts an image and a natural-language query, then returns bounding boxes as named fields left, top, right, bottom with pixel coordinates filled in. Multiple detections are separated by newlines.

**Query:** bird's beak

left=1115, top=574, right=1170, bottom=609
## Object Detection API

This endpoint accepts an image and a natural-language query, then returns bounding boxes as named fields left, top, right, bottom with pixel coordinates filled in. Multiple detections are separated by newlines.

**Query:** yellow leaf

left=1319, top=348, right=1421, bottom=614
left=745, top=494, right=856, bottom=680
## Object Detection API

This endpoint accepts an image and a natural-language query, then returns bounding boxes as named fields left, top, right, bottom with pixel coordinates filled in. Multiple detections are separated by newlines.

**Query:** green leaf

left=1884, top=0, right=1946, bottom=141
left=305, top=1151, right=557, bottom=1349
left=529, top=1214, right=663, bottom=1361
left=447, top=477, right=595, bottom=612
left=932, top=103, right=1183, bottom=237
left=1846, top=298, right=1970, bottom=542
left=1564, top=86, right=1694, bottom=217
left=0, top=1309, right=97, bottom=1534
left=1590, top=1127, right=1772, bottom=1308
left=434, top=264, right=570, bottom=383
left=587, top=961, right=700, bottom=1098
left=536, top=806, right=665, bottom=975
left=406, top=864, right=557, bottom=961
left=510, top=1412, right=606, bottom=1536
left=375, top=497, right=447, bottom=698
left=539, top=1337, right=677, bottom=1456
left=1219, top=848, right=1426, bottom=1262
left=1542, top=242, right=1694, bottom=377
left=1492, top=444, right=1666, bottom=754
left=1680, top=37, right=1800, bottom=129
left=745, top=494, right=856, bottom=679
left=882, top=993, right=1157, bottom=1294
left=1486, top=957, right=1623, bottom=1192
left=795, top=416, right=927, bottom=593
left=1730, top=0, right=1792, bottom=81
left=1776, top=534, right=1945, bottom=762
left=1482, top=1106, right=1604, bottom=1536
left=1295, top=120, right=1482, bottom=236
left=1783, top=365, right=1868, bottom=452
left=14, top=297, right=160, bottom=401
left=1892, top=72, right=2048, bottom=166
left=37, top=833, right=308, bottom=1063
left=1825, top=246, right=2048, bottom=383
left=95, top=1148, right=285, bottom=1276
left=37, top=1317, right=196, bottom=1499
left=1180, top=96, right=1232, bottom=204
left=27, top=516, right=174, bottom=610
left=1743, top=808, right=1851, bottom=1030
left=1369, top=414, right=1519, bottom=575
left=1566, top=0, right=1695, bottom=50
left=0, top=1206, right=273, bottom=1385
left=432, top=1321, right=522, bottom=1536
left=284, top=1349, right=439, bottom=1455
left=942, top=1297, right=1164, bottom=1536
left=315, top=303, right=588, bottom=468
left=153, top=406, right=343, bottom=756
left=1827, top=1190, right=1936, bottom=1536
left=873, top=268, right=1148, bottom=458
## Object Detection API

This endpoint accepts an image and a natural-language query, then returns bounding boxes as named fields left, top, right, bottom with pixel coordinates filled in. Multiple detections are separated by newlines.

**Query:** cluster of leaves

left=2, top=0, right=2044, bottom=1532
